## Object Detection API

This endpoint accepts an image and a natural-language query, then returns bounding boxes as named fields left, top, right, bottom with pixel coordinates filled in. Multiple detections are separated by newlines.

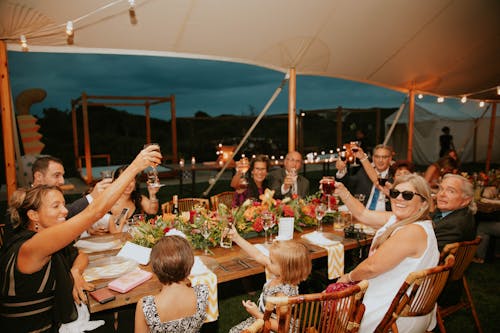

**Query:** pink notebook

left=108, top=268, right=153, bottom=293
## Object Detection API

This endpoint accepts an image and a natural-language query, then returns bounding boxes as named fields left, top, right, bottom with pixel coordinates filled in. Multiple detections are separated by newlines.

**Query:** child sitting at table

left=228, top=228, right=312, bottom=333
left=134, top=236, right=209, bottom=333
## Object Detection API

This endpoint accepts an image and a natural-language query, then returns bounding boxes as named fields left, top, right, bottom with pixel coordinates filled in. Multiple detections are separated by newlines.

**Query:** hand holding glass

left=143, top=143, right=164, bottom=188
left=321, top=176, right=336, bottom=212
left=262, top=212, right=274, bottom=244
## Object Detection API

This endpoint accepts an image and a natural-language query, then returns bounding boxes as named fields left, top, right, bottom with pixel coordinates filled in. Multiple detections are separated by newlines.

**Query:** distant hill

left=0, top=106, right=396, bottom=181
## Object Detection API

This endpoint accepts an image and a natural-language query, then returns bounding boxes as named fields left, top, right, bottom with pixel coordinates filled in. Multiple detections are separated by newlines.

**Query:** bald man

left=268, top=151, right=310, bottom=199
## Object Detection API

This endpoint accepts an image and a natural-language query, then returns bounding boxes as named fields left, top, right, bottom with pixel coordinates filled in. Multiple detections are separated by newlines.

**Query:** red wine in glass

left=378, top=177, right=388, bottom=186
left=340, top=151, right=347, bottom=161
left=323, top=181, right=335, bottom=195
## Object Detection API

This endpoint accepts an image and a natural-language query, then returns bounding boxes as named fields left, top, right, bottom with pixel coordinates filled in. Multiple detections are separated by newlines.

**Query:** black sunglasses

left=389, top=189, right=425, bottom=201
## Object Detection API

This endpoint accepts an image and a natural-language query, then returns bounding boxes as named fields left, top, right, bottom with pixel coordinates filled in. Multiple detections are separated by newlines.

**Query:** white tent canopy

left=385, top=101, right=500, bottom=165
left=1, top=0, right=499, bottom=100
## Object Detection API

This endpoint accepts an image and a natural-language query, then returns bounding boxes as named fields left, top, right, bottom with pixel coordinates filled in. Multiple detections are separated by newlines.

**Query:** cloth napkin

left=189, top=258, right=218, bottom=322
left=74, top=239, right=122, bottom=253
left=59, top=303, right=104, bottom=333
left=83, top=258, right=138, bottom=282
left=301, top=231, right=344, bottom=280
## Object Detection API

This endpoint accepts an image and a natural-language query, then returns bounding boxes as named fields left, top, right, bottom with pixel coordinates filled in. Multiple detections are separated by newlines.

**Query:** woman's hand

left=131, top=145, right=163, bottom=172
left=71, top=268, right=95, bottom=305
left=242, top=300, right=260, bottom=318
left=337, top=274, right=350, bottom=283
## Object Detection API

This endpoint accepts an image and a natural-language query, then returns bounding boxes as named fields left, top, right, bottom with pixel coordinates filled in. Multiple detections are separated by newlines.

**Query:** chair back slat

left=162, top=198, right=210, bottom=215
left=210, top=191, right=234, bottom=210
left=440, top=238, right=481, bottom=281
left=374, top=254, right=455, bottom=333
left=262, top=280, right=368, bottom=333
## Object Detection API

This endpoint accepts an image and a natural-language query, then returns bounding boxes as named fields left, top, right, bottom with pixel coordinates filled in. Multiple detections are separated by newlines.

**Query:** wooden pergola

left=71, top=93, right=177, bottom=184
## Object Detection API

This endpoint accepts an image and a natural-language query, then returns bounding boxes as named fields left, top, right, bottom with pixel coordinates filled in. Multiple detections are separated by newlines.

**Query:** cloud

left=7, top=51, right=405, bottom=119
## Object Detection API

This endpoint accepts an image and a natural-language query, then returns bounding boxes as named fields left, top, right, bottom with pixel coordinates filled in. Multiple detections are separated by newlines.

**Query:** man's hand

left=71, top=268, right=95, bottom=305
left=89, top=178, right=112, bottom=200
left=336, top=159, right=347, bottom=172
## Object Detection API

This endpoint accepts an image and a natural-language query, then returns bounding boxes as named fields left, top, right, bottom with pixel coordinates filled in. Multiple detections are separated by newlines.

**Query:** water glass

left=100, top=170, right=113, bottom=180
left=315, top=204, right=327, bottom=232
left=262, top=212, right=274, bottom=244
left=220, top=217, right=233, bottom=248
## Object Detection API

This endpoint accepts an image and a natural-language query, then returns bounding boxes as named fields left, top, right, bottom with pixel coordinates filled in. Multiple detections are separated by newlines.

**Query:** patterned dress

left=229, top=280, right=298, bottom=333
left=142, top=284, right=209, bottom=333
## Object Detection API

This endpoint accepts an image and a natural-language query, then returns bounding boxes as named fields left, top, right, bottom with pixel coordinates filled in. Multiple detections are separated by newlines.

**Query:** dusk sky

left=7, top=51, right=408, bottom=121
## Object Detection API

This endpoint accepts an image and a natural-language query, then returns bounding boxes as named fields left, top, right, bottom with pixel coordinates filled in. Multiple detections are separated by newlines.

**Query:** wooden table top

left=85, top=224, right=373, bottom=313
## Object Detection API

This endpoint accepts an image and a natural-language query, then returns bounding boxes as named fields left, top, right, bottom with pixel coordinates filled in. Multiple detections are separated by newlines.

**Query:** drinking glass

left=321, top=176, right=336, bottom=212
left=315, top=203, right=327, bottom=232
left=143, top=143, right=164, bottom=188
left=200, top=221, right=211, bottom=255
left=237, top=157, right=250, bottom=190
left=350, top=141, right=361, bottom=166
left=378, top=176, right=389, bottom=186
left=262, top=211, right=274, bottom=244
left=353, top=193, right=366, bottom=205
left=100, top=170, right=113, bottom=180
left=220, top=217, right=233, bottom=248
left=289, top=167, right=298, bottom=194
left=340, top=150, right=347, bottom=162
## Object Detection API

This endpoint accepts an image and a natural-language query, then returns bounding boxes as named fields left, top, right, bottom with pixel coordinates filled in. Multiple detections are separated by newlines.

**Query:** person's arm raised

left=335, top=181, right=390, bottom=229
left=18, top=146, right=161, bottom=274
left=229, top=225, right=271, bottom=267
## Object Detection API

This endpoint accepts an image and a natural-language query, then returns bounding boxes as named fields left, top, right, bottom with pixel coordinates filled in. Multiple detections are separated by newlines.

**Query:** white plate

left=75, top=236, right=123, bottom=253
left=84, top=256, right=138, bottom=280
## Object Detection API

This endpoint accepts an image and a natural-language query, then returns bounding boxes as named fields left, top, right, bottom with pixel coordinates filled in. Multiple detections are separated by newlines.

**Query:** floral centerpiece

left=131, top=189, right=340, bottom=249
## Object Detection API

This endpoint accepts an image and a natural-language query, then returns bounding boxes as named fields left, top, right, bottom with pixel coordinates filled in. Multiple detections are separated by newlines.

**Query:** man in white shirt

left=336, top=144, right=393, bottom=211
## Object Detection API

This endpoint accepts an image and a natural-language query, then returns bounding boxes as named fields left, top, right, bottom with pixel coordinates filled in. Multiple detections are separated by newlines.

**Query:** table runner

left=301, top=232, right=344, bottom=279
left=189, top=271, right=218, bottom=322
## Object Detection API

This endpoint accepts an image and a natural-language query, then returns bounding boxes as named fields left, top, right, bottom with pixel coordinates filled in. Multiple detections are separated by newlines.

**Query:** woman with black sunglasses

left=334, top=174, right=439, bottom=333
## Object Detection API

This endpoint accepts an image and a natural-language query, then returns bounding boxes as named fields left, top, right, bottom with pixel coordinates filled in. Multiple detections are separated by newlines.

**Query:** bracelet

left=347, top=271, right=354, bottom=283
left=359, top=154, right=369, bottom=162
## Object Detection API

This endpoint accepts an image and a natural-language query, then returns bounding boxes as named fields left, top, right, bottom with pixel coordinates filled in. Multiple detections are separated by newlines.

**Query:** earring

left=35, top=223, right=39, bottom=231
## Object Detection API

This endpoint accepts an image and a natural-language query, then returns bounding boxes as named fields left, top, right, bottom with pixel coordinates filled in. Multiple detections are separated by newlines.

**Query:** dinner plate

left=75, top=236, right=123, bottom=253
left=84, top=256, right=139, bottom=280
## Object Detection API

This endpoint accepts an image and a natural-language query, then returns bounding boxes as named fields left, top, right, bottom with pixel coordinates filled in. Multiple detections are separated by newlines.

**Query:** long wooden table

left=85, top=224, right=372, bottom=313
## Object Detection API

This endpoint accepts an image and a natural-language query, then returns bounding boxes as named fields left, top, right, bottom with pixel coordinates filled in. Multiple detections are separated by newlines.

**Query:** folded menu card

left=117, top=241, right=151, bottom=265
left=108, top=268, right=153, bottom=293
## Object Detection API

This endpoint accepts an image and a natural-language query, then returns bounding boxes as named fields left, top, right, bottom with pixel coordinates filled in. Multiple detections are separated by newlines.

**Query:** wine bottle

left=172, top=195, right=179, bottom=215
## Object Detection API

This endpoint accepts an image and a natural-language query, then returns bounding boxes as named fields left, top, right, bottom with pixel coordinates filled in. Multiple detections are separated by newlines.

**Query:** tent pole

left=82, top=92, right=93, bottom=183
left=485, top=103, right=497, bottom=171
left=336, top=107, right=343, bottom=147
left=170, top=95, right=178, bottom=163
left=288, top=68, right=296, bottom=152
left=407, top=90, right=415, bottom=162
left=0, top=40, right=17, bottom=197
left=71, top=100, right=80, bottom=170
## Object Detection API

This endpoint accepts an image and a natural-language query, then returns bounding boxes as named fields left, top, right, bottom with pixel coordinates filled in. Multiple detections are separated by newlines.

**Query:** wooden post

left=170, top=95, right=178, bottom=163
left=485, top=103, right=497, bottom=171
left=473, top=119, right=478, bottom=163
left=0, top=40, right=17, bottom=197
left=407, top=90, right=415, bottom=162
left=82, top=92, right=93, bottom=183
left=288, top=68, right=296, bottom=152
left=145, top=101, right=151, bottom=144
left=336, top=107, right=343, bottom=147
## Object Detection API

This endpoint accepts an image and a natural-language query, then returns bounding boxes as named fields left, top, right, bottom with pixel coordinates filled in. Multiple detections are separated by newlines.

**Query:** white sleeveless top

left=359, top=215, right=439, bottom=333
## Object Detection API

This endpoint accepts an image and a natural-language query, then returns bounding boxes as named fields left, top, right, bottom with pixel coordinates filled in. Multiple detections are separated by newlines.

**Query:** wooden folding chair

left=210, top=191, right=234, bottom=210
left=436, top=237, right=483, bottom=333
left=161, top=198, right=210, bottom=214
left=241, top=319, right=264, bottom=333
left=161, top=201, right=172, bottom=215
left=260, top=280, right=368, bottom=333
left=374, top=254, right=455, bottom=333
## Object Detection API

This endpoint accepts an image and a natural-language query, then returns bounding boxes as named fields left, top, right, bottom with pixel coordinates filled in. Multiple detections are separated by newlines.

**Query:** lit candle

left=179, top=159, right=185, bottom=168
left=191, top=156, right=196, bottom=165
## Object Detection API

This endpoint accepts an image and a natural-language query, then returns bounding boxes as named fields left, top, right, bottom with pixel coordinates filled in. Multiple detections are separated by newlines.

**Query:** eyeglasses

left=389, top=189, right=425, bottom=201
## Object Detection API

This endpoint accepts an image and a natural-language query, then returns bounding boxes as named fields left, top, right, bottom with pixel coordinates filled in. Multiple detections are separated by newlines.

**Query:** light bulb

left=417, top=94, right=423, bottom=99
left=20, top=35, right=28, bottom=51
left=437, top=96, right=444, bottom=103
left=497, top=86, right=500, bottom=95
left=128, top=0, right=136, bottom=9
left=460, top=96, right=467, bottom=103
left=66, top=21, right=73, bottom=36
left=479, top=101, right=485, bottom=107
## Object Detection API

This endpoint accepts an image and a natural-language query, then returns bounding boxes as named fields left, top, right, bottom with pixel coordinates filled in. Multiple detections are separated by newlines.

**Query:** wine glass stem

left=318, top=218, right=322, bottom=232
left=327, top=194, right=331, bottom=211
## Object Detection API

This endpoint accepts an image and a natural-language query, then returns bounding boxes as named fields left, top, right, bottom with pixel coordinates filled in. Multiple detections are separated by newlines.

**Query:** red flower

left=291, top=193, right=299, bottom=200
left=252, top=217, right=264, bottom=232
left=282, top=205, right=295, bottom=217
left=163, top=227, right=171, bottom=234
left=252, top=201, right=262, bottom=207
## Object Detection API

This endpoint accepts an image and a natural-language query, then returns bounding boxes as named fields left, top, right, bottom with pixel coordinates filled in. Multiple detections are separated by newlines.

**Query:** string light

left=479, top=101, right=485, bottom=107
left=66, top=21, right=74, bottom=45
left=460, top=96, right=467, bottom=103
left=128, top=0, right=137, bottom=24
left=437, top=96, right=444, bottom=103
left=417, top=94, right=423, bottom=99
left=497, top=86, right=500, bottom=95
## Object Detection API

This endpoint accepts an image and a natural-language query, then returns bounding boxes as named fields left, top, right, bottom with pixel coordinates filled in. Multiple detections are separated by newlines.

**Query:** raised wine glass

left=321, top=176, right=336, bottom=212
left=315, top=203, right=327, bottom=232
left=143, top=143, right=165, bottom=188
left=289, top=167, right=298, bottom=194
left=350, top=141, right=361, bottom=166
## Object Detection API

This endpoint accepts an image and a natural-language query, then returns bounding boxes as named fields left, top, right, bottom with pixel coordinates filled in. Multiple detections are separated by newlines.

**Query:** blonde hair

left=269, top=240, right=311, bottom=285
left=8, top=185, right=63, bottom=230
left=371, top=174, right=431, bottom=250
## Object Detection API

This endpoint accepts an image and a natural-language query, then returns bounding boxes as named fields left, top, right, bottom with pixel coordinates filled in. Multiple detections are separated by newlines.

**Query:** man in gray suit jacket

left=433, top=173, right=476, bottom=251
left=268, top=151, right=310, bottom=199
